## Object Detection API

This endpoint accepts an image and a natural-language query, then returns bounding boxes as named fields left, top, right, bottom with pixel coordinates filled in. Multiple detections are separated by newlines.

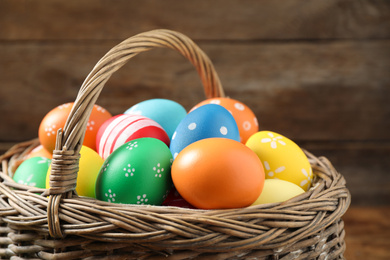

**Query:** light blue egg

left=124, top=99, right=187, bottom=140
left=170, top=104, right=240, bottom=159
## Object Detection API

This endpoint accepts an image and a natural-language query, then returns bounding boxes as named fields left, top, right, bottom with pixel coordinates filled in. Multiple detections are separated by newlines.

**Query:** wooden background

left=0, top=1, right=389, bottom=258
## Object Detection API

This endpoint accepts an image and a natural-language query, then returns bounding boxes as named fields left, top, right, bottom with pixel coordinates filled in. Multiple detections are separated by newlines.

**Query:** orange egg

left=26, top=144, right=52, bottom=159
left=38, top=102, right=112, bottom=153
left=191, top=97, right=259, bottom=143
left=172, top=138, right=265, bottom=209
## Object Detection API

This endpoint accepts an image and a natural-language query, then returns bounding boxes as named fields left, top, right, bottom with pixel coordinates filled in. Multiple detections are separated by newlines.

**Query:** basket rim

left=0, top=138, right=351, bottom=257
left=1, top=138, right=351, bottom=211
left=0, top=139, right=351, bottom=222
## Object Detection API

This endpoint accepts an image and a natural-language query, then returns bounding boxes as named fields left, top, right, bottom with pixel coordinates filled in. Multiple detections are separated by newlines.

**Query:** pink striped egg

left=97, top=114, right=170, bottom=159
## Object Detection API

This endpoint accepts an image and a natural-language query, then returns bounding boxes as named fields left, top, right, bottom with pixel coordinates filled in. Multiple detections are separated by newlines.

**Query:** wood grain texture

left=301, top=141, right=390, bottom=206
left=343, top=207, right=390, bottom=260
left=0, top=0, right=389, bottom=40
left=1, top=41, right=389, bottom=142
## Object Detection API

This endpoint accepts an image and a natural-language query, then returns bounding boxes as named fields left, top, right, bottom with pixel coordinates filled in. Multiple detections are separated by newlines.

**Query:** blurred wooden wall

left=0, top=0, right=389, bottom=206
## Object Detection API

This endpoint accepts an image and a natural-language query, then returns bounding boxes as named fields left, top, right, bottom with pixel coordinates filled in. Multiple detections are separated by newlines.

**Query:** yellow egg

left=246, top=131, right=313, bottom=191
left=46, top=145, right=104, bottom=198
left=251, top=179, right=305, bottom=205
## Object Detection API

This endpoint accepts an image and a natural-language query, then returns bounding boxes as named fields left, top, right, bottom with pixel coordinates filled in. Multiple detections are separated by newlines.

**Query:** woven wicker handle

left=47, top=29, right=224, bottom=197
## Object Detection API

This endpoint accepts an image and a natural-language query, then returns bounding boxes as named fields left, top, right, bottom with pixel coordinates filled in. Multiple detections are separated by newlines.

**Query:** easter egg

left=26, top=144, right=52, bottom=159
left=97, top=114, right=170, bottom=160
left=192, top=97, right=259, bottom=143
left=46, top=145, right=104, bottom=198
left=246, top=131, right=313, bottom=191
left=170, top=104, right=240, bottom=159
left=124, top=99, right=187, bottom=140
left=172, top=138, right=265, bottom=209
left=13, top=157, right=51, bottom=188
left=251, top=179, right=305, bottom=205
left=39, top=102, right=112, bottom=153
left=95, top=138, right=173, bottom=205
left=96, top=115, right=121, bottom=152
left=162, top=187, right=196, bottom=209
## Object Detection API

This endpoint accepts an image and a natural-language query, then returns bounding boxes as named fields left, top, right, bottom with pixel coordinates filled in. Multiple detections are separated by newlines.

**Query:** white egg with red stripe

left=97, top=114, right=170, bottom=159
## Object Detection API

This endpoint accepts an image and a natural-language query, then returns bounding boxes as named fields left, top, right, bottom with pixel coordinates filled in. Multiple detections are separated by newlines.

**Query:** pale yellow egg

left=246, top=131, right=313, bottom=191
left=46, top=145, right=104, bottom=198
left=251, top=179, right=305, bottom=205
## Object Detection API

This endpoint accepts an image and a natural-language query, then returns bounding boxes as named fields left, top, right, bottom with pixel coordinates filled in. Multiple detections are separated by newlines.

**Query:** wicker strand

left=43, top=29, right=226, bottom=239
left=0, top=157, right=350, bottom=258
left=0, top=139, right=351, bottom=257
left=62, top=29, right=224, bottom=153
left=47, top=194, right=63, bottom=238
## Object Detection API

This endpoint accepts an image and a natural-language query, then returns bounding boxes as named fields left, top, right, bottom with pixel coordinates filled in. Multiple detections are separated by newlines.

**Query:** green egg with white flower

left=95, top=138, right=173, bottom=205
left=13, top=156, right=51, bottom=188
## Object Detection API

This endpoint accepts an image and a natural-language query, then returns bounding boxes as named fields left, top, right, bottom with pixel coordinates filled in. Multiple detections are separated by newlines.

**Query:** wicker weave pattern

left=0, top=30, right=350, bottom=259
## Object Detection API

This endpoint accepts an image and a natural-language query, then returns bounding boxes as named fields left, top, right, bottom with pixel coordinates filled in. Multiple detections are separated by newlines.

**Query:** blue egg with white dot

left=170, top=104, right=240, bottom=159
left=124, top=99, right=187, bottom=140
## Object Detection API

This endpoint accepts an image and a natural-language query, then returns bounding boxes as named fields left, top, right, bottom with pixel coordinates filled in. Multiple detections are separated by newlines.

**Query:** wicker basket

left=0, top=29, right=350, bottom=260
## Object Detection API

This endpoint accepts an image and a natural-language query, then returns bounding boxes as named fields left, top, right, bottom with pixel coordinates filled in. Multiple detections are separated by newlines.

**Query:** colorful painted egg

left=95, top=138, right=173, bottom=205
left=246, top=131, right=313, bottom=191
left=162, top=187, right=196, bottom=209
left=170, top=104, right=240, bottom=159
left=13, top=157, right=51, bottom=188
left=124, top=99, right=187, bottom=140
left=96, top=115, right=121, bottom=152
left=192, top=97, right=259, bottom=143
left=251, top=179, right=305, bottom=205
left=26, top=144, right=52, bottom=159
left=172, top=138, right=265, bottom=209
left=97, top=114, right=170, bottom=160
left=39, top=102, right=112, bottom=153
left=46, top=145, right=104, bottom=198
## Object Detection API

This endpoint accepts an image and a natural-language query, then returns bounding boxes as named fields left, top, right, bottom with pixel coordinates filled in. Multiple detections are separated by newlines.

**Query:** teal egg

left=124, top=99, right=187, bottom=140
left=13, top=156, right=51, bottom=188
left=95, top=138, right=173, bottom=205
